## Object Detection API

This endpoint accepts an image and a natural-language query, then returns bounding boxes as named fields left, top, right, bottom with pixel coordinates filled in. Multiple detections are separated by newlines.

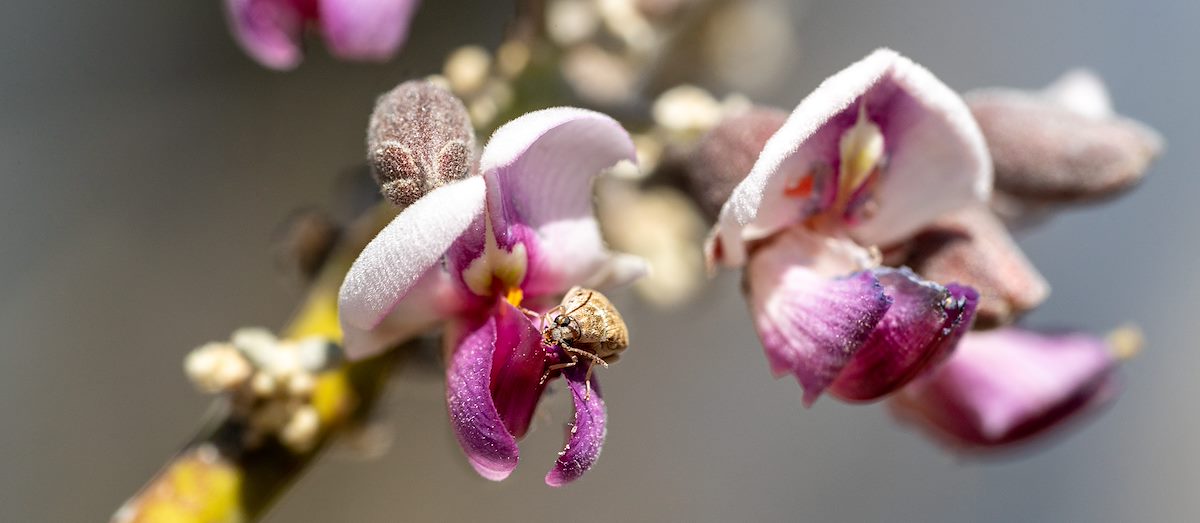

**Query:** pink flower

left=224, top=0, right=421, bottom=70
left=338, top=108, right=645, bottom=485
left=707, top=49, right=989, bottom=405
left=890, top=328, right=1120, bottom=449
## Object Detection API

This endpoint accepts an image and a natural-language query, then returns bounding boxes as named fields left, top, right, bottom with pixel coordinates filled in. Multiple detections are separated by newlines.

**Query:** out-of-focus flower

left=898, top=204, right=1049, bottom=328
left=185, top=328, right=339, bottom=452
left=707, top=49, right=987, bottom=405
left=597, top=181, right=707, bottom=308
left=891, top=327, right=1126, bottom=449
left=966, top=69, right=1163, bottom=223
left=889, top=69, right=1163, bottom=450
left=338, top=108, right=644, bottom=484
left=224, top=0, right=422, bottom=70
left=683, top=107, right=789, bottom=221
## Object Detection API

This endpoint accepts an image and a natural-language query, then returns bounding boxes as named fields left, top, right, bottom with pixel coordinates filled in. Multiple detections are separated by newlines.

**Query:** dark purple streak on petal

left=748, top=260, right=891, bottom=406
left=831, top=268, right=978, bottom=402
left=489, top=302, right=553, bottom=439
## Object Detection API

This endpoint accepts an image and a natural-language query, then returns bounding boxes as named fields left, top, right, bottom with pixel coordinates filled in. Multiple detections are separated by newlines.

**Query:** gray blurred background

left=1, top=1, right=1194, bottom=521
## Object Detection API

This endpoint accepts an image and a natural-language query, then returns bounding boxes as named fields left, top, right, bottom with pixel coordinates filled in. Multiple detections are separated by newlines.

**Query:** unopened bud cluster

left=185, top=328, right=338, bottom=453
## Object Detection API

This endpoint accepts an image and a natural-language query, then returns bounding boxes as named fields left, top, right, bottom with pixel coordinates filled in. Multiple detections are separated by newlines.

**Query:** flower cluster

left=696, top=48, right=1157, bottom=449
left=185, top=328, right=338, bottom=452
left=214, top=0, right=1159, bottom=483
left=339, top=98, right=645, bottom=484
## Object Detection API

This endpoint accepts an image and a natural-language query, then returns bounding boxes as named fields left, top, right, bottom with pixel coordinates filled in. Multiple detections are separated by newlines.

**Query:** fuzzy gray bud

left=683, top=107, right=788, bottom=221
left=967, top=85, right=1162, bottom=204
left=367, top=80, right=476, bottom=207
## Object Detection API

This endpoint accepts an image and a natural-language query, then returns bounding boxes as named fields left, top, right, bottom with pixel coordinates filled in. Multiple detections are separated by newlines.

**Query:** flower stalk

left=111, top=208, right=403, bottom=523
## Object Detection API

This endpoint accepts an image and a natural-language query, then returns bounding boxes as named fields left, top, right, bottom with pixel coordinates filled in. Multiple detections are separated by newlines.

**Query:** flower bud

left=683, top=107, right=788, bottom=220
left=367, top=80, right=476, bottom=207
left=967, top=70, right=1163, bottom=205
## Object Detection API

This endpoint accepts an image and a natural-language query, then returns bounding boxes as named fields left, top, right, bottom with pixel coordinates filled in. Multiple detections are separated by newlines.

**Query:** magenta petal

left=224, top=0, right=306, bottom=70
left=489, top=302, right=553, bottom=439
left=747, top=247, right=891, bottom=405
left=318, top=0, right=420, bottom=62
left=891, top=328, right=1119, bottom=449
left=545, top=366, right=607, bottom=487
left=446, top=303, right=547, bottom=481
left=830, top=269, right=979, bottom=402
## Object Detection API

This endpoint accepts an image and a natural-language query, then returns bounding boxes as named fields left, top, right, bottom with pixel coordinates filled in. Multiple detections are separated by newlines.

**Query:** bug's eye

left=556, top=316, right=570, bottom=326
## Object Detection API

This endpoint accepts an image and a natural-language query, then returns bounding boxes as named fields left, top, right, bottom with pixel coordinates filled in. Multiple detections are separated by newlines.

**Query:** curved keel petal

left=747, top=232, right=891, bottom=405
left=546, top=366, right=607, bottom=487
left=831, top=269, right=978, bottom=401
left=445, top=316, right=519, bottom=481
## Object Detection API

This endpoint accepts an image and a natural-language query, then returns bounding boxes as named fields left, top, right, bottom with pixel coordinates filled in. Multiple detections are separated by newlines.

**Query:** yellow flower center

left=461, top=214, right=529, bottom=299
left=836, top=104, right=885, bottom=209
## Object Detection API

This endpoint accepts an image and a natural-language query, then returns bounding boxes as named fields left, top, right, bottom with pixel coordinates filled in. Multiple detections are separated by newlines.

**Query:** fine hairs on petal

left=338, top=178, right=485, bottom=350
left=710, top=48, right=991, bottom=266
left=480, top=107, right=642, bottom=296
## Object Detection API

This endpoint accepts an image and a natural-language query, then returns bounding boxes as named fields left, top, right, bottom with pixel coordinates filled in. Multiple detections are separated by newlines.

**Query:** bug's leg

left=518, top=305, right=540, bottom=321
left=563, top=347, right=608, bottom=368
left=583, top=363, right=596, bottom=401
left=540, top=350, right=578, bottom=385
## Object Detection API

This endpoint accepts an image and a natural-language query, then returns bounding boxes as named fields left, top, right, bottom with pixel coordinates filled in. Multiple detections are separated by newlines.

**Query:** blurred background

left=0, top=0, right=1193, bottom=521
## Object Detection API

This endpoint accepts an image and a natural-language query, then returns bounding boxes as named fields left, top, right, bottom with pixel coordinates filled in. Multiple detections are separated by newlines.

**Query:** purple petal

left=710, top=48, right=990, bottom=267
left=890, top=328, right=1119, bottom=449
left=545, top=366, right=607, bottom=487
left=445, top=302, right=548, bottom=481
left=339, top=177, right=485, bottom=358
left=224, top=0, right=308, bottom=70
left=318, top=0, right=420, bottom=62
left=746, top=230, right=891, bottom=405
left=489, top=302, right=553, bottom=439
left=830, top=268, right=978, bottom=402
left=480, top=108, right=644, bottom=296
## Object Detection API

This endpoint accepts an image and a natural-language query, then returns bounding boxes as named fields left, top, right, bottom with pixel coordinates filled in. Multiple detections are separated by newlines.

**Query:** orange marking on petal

left=784, top=174, right=814, bottom=198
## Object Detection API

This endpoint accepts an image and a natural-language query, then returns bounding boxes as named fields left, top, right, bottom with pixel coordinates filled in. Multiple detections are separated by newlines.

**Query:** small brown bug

left=539, top=287, right=629, bottom=398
